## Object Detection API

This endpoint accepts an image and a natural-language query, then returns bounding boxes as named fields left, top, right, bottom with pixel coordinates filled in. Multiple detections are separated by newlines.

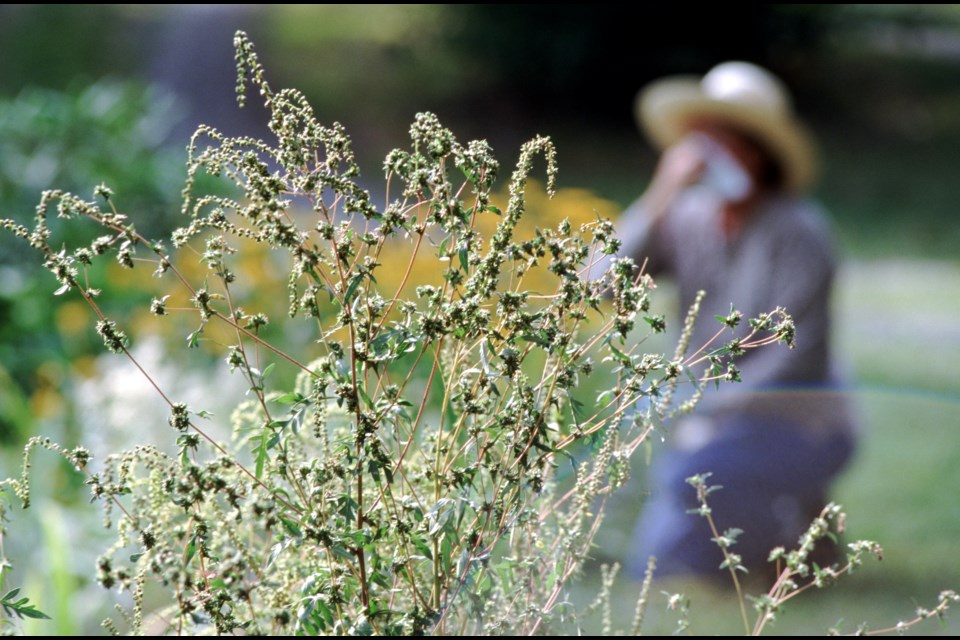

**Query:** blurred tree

left=0, top=82, right=185, bottom=442
left=0, top=5, right=139, bottom=94
left=439, top=5, right=834, bottom=119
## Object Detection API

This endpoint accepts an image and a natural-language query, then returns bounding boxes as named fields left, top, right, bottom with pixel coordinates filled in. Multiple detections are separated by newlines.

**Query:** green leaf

left=596, top=388, right=615, bottom=405
left=458, top=247, right=470, bottom=272
left=267, top=540, right=287, bottom=568
left=1, top=588, right=52, bottom=620
left=345, top=529, right=373, bottom=549
left=606, top=341, right=631, bottom=366
left=18, top=604, right=52, bottom=620
left=353, top=615, right=373, bottom=636
left=427, top=507, right=453, bottom=536
left=411, top=536, right=433, bottom=560
left=313, top=598, right=334, bottom=630
left=253, top=435, right=268, bottom=479
left=304, top=265, right=323, bottom=285
left=336, top=495, right=359, bottom=522
left=356, top=385, right=375, bottom=410
left=370, top=571, right=391, bottom=590
left=520, top=330, right=550, bottom=347
left=266, top=432, right=281, bottom=450
left=440, top=535, right=454, bottom=575
left=455, top=548, right=472, bottom=582
left=289, top=406, right=306, bottom=433
left=533, top=439, right=555, bottom=454
left=186, top=326, right=203, bottom=349
left=569, top=394, right=585, bottom=417
left=280, top=516, right=301, bottom=537
left=184, top=537, right=197, bottom=566
left=343, top=274, right=363, bottom=306
left=261, top=362, right=276, bottom=381
left=367, top=458, right=381, bottom=483
left=331, top=545, right=355, bottom=562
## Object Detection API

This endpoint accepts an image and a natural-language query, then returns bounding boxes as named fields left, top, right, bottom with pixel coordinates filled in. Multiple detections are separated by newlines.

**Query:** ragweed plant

left=679, top=473, right=958, bottom=637
left=0, top=32, right=799, bottom=635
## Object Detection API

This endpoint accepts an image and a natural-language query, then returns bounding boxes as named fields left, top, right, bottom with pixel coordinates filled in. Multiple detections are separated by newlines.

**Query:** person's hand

left=643, top=134, right=707, bottom=220
left=652, top=135, right=707, bottom=195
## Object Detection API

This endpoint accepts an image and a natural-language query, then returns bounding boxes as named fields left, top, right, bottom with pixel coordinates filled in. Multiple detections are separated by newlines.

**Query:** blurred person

left=611, top=62, right=858, bottom=578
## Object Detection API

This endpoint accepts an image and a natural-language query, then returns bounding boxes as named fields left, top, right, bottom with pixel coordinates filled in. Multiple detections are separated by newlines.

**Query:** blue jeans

left=630, top=420, right=855, bottom=578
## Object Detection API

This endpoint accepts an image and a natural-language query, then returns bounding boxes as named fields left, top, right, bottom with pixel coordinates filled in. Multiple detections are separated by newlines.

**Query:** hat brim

left=636, top=77, right=817, bottom=192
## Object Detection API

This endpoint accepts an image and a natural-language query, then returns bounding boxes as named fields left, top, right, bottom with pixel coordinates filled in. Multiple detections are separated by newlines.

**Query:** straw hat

left=636, top=61, right=817, bottom=191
